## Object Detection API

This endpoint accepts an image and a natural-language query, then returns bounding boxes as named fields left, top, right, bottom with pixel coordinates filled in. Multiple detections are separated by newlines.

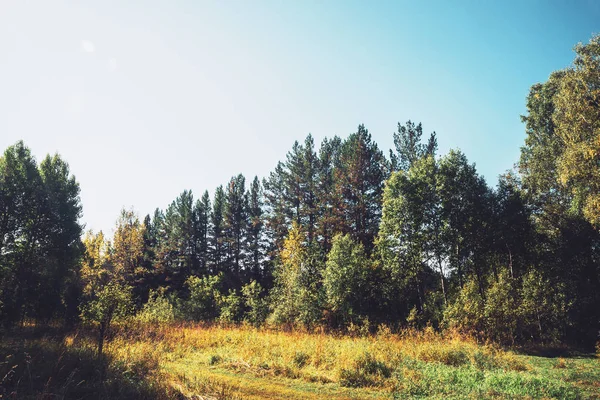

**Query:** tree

left=519, top=36, right=600, bottom=346
left=390, top=120, right=437, bottom=171
left=335, top=125, right=388, bottom=253
left=437, top=150, right=493, bottom=293
left=263, top=162, right=289, bottom=255
left=323, top=234, right=370, bottom=327
left=210, top=186, right=226, bottom=273
left=184, top=273, right=222, bottom=321
left=36, top=153, right=83, bottom=322
left=443, top=277, right=485, bottom=338
left=162, top=190, right=197, bottom=289
left=269, top=222, right=323, bottom=327
left=80, top=281, right=133, bottom=358
left=79, top=230, right=133, bottom=358
left=376, top=156, right=439, bottom=318
left=315, top=136, right=343, bottom=253
left=0, top=142, right=83, bottom=326
left=241, top=280, right=268, bottom=326
left=263, top=135, right=321, bottom=250
left=492, top=173, right=533, bottom=279
left=246, top=177, right=265, bottom=282
left=223, top=174, right=248, bottom=285
left=112, top=209, right=146, bottom=302
left=0, top=142, right=44, bottom=325
left=519, top=269, right=568, bottom=343
left=194, top=191, right=211, bottom=273
left=552, top=34, right=600, bottom=228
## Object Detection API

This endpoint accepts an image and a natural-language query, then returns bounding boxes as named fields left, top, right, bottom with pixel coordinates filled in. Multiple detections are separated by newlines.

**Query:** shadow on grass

left=0, top=326, right=183, bottom=399
left=513, top=344, right=596, bottom=359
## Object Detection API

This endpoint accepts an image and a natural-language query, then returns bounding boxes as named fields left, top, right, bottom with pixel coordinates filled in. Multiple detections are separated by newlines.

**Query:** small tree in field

left=79, top=230, right=133, bottom=358
left=80, top=281, right=133, bottom=357
left=323, top=234, right=370, bottom=327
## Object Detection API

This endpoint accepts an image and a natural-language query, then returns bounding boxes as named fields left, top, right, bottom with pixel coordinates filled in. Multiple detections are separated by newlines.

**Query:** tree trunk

left=507, top=245, right=513, bottom=279
left=98, top=321, right=106, bottom=359
left=437, top=256, right=447, bottom=305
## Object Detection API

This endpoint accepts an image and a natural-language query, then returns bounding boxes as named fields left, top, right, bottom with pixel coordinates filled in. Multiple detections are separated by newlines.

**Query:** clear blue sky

left=1, top=0, right=598, bottom=234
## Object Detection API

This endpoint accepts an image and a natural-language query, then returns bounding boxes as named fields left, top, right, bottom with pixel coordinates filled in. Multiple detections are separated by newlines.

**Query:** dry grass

left=3, top=323, right=596, bottom=399
left=101, top=323, right=530, bottom=398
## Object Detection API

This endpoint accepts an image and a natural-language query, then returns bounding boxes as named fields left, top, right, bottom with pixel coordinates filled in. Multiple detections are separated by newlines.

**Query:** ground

left=1, top=324, right=598, bottom=399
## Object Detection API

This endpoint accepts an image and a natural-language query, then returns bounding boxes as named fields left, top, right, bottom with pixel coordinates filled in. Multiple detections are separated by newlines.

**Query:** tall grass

left=2, top=323, right=596, bottom=399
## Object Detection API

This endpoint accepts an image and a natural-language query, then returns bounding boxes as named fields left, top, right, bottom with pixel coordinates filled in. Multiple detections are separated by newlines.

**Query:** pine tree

left=210, top=186, right=226, bottom=273
left=194, top=190, right=211, bottom=273
left=335, top=125, right=388, bottom=253
left=223, top=174, right=248, bottom=285
left=246, top=176, right=265, bottom=282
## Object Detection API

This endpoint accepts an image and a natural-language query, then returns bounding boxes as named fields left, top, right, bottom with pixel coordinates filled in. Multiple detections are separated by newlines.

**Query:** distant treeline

left=1, top=34, right=599, bottom=348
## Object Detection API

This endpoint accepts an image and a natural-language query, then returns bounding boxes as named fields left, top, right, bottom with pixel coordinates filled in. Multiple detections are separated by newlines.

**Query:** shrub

left=339, top=352, right=391, bottom=388
left=443, top=278, right=485, bottom=337
left=135, top=289, right=176, bottom=324
left=292, top=351, right=310, bottom=368
left=241, top=280, right=268, bottom=327
left=219, top=290, right=243, bottom=324
left=184, top=274, right=222, bottom=321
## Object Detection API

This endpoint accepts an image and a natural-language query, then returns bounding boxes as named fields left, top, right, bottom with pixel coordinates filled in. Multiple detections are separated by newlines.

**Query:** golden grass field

left=2, top=323, right=599, bottom=399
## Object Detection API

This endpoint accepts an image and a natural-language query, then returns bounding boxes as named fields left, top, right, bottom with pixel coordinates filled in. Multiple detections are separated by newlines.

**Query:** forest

left=1, top=34, right=599, bottom=399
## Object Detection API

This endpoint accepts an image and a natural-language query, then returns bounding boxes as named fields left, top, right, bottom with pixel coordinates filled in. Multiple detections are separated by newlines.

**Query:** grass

left=1, top=323, right=598, bottom=399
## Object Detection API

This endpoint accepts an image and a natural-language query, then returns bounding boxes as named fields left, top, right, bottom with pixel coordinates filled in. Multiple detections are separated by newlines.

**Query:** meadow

left=1, top=324, right=598, bottom=399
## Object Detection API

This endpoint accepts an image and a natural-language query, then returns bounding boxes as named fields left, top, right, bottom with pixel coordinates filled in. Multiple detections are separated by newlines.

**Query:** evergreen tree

left=335, top=124, right=387, bottom=253
left=194, top=190, right=211, bottom=273
left=390, top=120, right=437, bottom=171
left=246, top=176, right=265, bottom=282
left=223, top=174, right=248, bottom=285
left=210, top=186, right=226, bottom=273
left=0, top=142, right=83, bottom=325
left=315, top=136, right=343, bottom=254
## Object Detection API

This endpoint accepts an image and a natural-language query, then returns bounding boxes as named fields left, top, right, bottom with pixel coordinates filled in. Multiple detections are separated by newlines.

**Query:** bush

left=184, top=274, right=222, bottom=321
left=339, top=352, right=391, bottom=388
left=241, top=280, right=268, bottom=327
left=135, top=289, right=176, bottom=324
left=483, top=271, right=518, bottom=344
left=443, top=278, right=485, bottom=337
left=218, top=290, right=243, bottom=324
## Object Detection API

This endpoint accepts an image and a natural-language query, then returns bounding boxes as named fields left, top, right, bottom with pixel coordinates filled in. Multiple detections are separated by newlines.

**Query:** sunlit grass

left=2, top=323, right=598, bottom=399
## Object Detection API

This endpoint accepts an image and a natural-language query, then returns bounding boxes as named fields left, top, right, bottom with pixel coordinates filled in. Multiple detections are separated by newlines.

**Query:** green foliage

left=335, top=125, right=388, bottom=252
left=79, top=281, right=134, bottom=356
left=552, top=34, right=600, bottom=227
left=241, top=280, right=268, bottom=326
left=268, top=223, right=324, bottom=328
left=483, top=271, right=518, bottom=344
left=519, top=270, right=569, bottom=343
left=0, top=142, right=83, bottom=326
left=390, top=120, right=437, bottom=171
left=444, top=278, right=486, bottom=337
left=377, top=155, right=446, bottom=321
left=218, top=290, right=243, bottom=324
left=323, top=234, right=370, bottom=327
left=444, top=273, right=521, bottom=344
left=135, top=289, right=176, bottom=324
left=445, top=269, right=571, bottom=345
left=184, top=273, right=223, bottom=321
left=519, top=34, right=600, bottom=345
left=80, top=282, right=134, bottom=328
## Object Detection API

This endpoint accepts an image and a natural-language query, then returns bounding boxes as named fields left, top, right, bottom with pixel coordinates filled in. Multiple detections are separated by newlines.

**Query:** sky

left=1, top=0, right=599, bottom=235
